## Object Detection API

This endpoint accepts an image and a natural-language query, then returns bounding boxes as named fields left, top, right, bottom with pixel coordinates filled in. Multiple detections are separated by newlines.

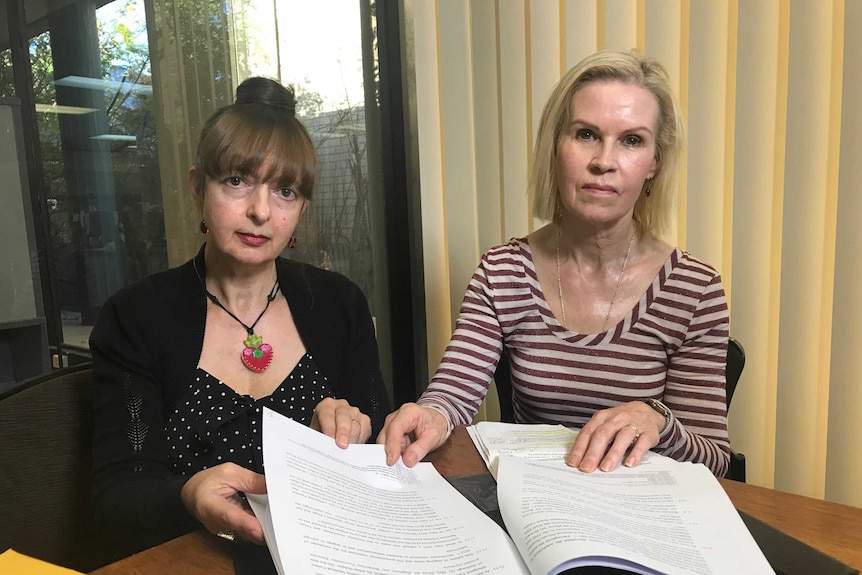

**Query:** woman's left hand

left=566, top=401, right=667, bottom=472
left=180, top=463, right=267, bottom=544
left=311, top=397, right=372, bottom=448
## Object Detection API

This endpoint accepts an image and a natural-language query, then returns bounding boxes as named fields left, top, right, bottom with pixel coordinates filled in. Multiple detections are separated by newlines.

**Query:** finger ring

left=216, top=530, right=235, bottom=542
left=627, top=424, right=640, bottom=440
left=351, top=418, right=359, bottom=424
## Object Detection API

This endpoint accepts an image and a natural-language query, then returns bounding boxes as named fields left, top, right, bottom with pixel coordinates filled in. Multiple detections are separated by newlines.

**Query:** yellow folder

left=0, top=549, right=84, bottom=574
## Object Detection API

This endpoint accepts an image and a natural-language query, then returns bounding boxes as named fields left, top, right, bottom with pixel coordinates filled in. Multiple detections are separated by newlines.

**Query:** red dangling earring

left=199, top=220, right=209, bottom=234
left=288, top=235, right=298, bottom=249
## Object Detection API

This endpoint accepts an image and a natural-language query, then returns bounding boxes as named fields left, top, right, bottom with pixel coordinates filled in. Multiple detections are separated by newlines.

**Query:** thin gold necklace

left=556, top=228, right=635, bottom=332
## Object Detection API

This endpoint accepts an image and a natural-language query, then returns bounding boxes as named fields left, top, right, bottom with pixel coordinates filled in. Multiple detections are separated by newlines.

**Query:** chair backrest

left=496, top=337, right=748, bottom=419
left=724, top=338, right=747, bottom=482
left=0, top=363, right=119, bottom=571
left=726, top=337, right=746, bottom=408
left=494, top=350, right=516, bottom=423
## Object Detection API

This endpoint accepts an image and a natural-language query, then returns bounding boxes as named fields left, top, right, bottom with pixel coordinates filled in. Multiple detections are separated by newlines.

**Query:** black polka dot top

left=166, top=352, right=332, bottom=475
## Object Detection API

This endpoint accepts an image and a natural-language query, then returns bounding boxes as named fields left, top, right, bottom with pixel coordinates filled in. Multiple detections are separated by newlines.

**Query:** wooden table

left=90, top=530, right=234, bottom=575
left=91, top=426, right=862, bottom=574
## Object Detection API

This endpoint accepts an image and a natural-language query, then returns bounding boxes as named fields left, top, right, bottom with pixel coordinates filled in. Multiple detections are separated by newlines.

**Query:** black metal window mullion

left=375, top=0, right=427, bottom=405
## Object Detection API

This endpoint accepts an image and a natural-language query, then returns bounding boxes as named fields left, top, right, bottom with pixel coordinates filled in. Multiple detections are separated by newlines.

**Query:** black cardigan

left=89, top=246, right=390, bottom=551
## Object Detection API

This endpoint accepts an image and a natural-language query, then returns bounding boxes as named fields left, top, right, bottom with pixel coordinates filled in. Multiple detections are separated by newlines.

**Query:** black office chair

left=0, top=363, right=124, bottom=571
left=725, top=338, right=747, bottom=482
left=495, top=348, right=516, bottom=424
left=494, top=337, right=748, bottom=481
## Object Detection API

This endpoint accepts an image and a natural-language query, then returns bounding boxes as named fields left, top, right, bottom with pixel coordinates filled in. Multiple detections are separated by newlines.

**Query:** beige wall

left=408, top=0, right=862, bottom=507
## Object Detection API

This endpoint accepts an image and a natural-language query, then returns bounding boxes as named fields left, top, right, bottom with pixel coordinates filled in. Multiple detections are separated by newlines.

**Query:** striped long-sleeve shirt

left=417, top=237, right=731, bottom=477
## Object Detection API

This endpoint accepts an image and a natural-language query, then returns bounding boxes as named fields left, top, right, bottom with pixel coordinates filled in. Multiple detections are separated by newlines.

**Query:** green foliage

left=0, top=32, right=55, bottom=99
left=295, top=83, right=324, bottom=118
left=0, top=50, right=13, bottom=98
left=10, top=0, right=378, bottom=314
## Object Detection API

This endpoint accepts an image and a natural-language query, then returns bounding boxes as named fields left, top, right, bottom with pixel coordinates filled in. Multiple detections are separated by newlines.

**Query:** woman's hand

left=311, top=397, right=372, bottom=448
left=376, top=403, right=450, bottom=467
left=566, top=401, right=667, bottom=472
left=180, top=462, right=267, bottom=544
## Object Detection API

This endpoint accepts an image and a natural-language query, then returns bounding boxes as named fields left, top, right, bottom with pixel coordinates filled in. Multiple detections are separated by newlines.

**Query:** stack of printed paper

left=466, top=421, right=578, bottom=478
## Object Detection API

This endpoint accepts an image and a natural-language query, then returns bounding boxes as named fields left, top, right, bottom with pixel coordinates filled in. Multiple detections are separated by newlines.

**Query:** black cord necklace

left=194, top=258, right=279, bottom=373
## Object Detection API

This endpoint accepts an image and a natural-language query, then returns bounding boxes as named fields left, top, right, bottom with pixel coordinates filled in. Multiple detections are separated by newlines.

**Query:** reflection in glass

left=15, top=0, right=392, bottom=389
left=145, top=0, right=392, bottom=385
left=27, top=0, right=166, bottom=348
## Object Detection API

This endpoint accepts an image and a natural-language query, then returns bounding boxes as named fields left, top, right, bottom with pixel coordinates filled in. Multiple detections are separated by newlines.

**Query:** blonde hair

left=530, top=50, right=683, bottom=236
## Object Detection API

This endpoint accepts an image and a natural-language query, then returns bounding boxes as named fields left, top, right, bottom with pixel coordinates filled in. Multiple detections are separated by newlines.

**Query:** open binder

left=447, top=473, right=858, bottom=575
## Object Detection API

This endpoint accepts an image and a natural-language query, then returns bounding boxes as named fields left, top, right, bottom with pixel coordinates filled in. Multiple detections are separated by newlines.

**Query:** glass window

left=24, top=2, right=166, bottom=351
left=6, top=0, right=396, bottom=395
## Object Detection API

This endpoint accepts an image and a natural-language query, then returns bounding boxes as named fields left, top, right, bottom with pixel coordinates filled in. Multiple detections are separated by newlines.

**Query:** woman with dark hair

left=90, top=77, right=389, bottom=553
left=379, top=50, right=730, bottom=478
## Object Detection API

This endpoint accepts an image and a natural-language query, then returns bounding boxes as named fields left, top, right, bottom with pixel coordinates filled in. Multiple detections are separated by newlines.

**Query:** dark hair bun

left=235, top=77, right=296, bottom=116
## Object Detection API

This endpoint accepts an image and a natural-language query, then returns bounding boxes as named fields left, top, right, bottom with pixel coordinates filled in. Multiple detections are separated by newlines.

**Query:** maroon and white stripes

left=418, top=238, right=731, bottom=477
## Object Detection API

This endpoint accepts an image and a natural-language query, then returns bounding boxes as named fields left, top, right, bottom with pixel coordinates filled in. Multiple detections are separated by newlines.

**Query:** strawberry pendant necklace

left=202, top=274, right=280, bottom=373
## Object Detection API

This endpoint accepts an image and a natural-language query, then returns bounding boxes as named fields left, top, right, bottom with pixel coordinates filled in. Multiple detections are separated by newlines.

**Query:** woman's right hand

left=377, top=403, right=450, bottom=467
left=180, top=462, right=267, bottom=544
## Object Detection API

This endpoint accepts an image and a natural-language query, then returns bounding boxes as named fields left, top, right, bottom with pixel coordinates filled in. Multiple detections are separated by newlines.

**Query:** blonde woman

left=380, top=51, right=729, bottom=478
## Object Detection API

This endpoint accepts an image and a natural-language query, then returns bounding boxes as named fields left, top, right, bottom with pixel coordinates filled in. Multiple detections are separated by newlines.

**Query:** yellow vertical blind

left=774, top=0, right=844, bottom=499
left=825, top=0, right=862, bottom=508
left=408, top=0, right=862, bottom=507
left=730, top=0, right=786, bottom=490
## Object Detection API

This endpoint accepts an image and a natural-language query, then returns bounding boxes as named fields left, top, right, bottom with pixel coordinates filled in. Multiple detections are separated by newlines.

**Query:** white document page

left=497, top=455, right=775, bottom=575
left=245, top=492, right=284, bottom=574
left=254, top=408, right=530, bottom=575
left=466, top=422, right=578, bottom=478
